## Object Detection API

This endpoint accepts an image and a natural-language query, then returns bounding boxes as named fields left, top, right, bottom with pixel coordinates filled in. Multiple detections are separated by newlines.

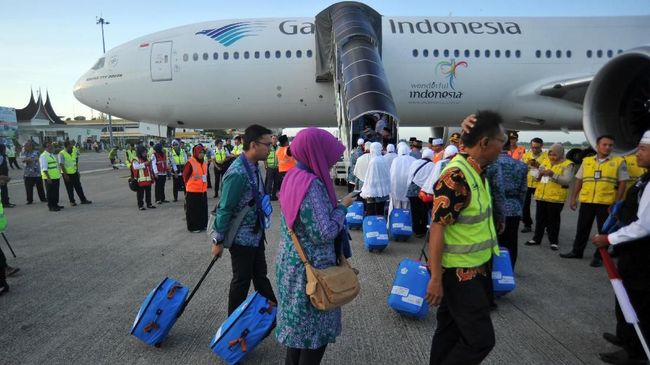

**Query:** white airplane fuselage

left=74, top=15, right=650, bottom=132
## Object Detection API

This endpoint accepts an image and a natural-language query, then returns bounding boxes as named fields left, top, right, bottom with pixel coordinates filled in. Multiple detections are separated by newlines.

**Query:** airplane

left=73, top=1, right=650, bottom=154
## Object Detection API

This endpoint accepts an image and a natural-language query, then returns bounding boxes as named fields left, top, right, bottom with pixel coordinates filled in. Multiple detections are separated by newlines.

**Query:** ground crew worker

left=507, top=131, right=525, bottom=160
left=125, top=144, right=136, bottom=170
left=147, top=141, right=155, bottom=158
left=108, top=146, right=118, bottom=169
left=131, top=145, right=155, bottom=211
left=561, top=135, right=628, bottom=267
left=183, top=144, right=208, bottom=232
left=170, top=140, right=187, bottom=202
left=71, top=140, right=80, bottom=165
left=59, top=141, right=92, bottom=207
left=591, top=130, right=650, bottom=365
left=0, top=199, right=19, bottom=295
left=6, top=141, right=20, bottom=170
left=151, top=143, right=170, bottom=204
left=40, top=141, right=63, bottom=212
left=0, top=145, right=15, bottom=208
left=426, top=111, right=504, bottom=365
left=264, top=135, right=279, bottom=200
left=521, top=137, right=548, bottom=233
left=276, top=135, right=295, bottom=191
left=231, top=136, right=243, bottom=156
left=212, top=139, right=229, bottom=198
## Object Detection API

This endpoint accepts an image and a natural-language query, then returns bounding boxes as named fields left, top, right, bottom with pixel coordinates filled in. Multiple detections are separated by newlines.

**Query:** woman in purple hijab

left=276, top=128, right=355, bottom=365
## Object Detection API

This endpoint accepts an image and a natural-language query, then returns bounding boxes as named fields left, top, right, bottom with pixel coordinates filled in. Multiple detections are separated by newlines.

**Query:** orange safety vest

left=186, top=157, right=207, bottom=193
left=277, top=146, right=296, bottom=173
left=508, top=145, right=526, bottom=160
left=433, top=150, right=444, bottom=163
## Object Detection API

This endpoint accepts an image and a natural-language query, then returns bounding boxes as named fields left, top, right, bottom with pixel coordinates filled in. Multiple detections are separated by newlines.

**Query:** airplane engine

left=583, top=46, right=650, bottom=154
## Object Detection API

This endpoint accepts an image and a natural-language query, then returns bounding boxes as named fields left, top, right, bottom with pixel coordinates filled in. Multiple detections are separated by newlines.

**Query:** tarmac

left=0, top=151, right=620, bottom=364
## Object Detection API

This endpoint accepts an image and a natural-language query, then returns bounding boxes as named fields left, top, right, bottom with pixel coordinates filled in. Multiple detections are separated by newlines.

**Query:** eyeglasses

left=255, top=140, right=273, bottom=148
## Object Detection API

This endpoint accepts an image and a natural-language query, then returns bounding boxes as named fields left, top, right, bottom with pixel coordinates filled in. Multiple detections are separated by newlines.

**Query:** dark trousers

left=279, top=171, right=287, bottom=191
left=532, top=201, right=564, bottom=246
left=207, top=167, right=212, bottom=189
left=0, top=184, right=9, bottom=205
left=154, top=175, right=167, bottom=202
left=172, top=170, right=185, bottom=201
left=45, top=178, right=60, bottom=209
left=615, top=287, right=650, bottom=360
left=409, top=196, right=430, bottom=236
left=347, top=182, right=355, bottom=193
left=285, top=345, right=328, bottom=365
left=63, top=173, right=88, bottom=203
left=265, top=167, right=280, bottom=198
left=430, top=268, right=495, bottom=365
left=497, top=216, right=521, bottom=270
left=0, top=245, right=6, bottom=286
left=228, top=244, right=277, bottom=315
left=213, top=166, right=223, bottom=197
left=571, top=203, right=609, bottom=258
left=137, top=185, right=152, bottom=207
left=25, top=176, right=47, bottom=203
left=522, top=187, right=535, bottom=228
left=8, top=157, right=20, bottom=169
left=365, top=200, right=386, bottom=216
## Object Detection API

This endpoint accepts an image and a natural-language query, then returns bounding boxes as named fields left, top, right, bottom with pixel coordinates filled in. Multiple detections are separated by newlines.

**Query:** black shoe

left=550, top=244, right=559, bottom=251
left=559, top=251, right=582, bottom=259
left=81, top=200, right=92, bottom=204
left=173, top=199, right=178, bottom=202
left=521, top=226, right=532, bottom=233
left=590, top=257, right=603, bottom=267
left=0, top=283, right=9, bottom=295
left=56, top=205, right=65, bottom=209
left=6, top=266, right=20, bottom=277
left=4, top=203, right=15, bottom=208
left=70, top=202, right=77, bottom=206
left=525, top=240, right=540, bottom=246
left=147, top=205, right=156, bottom=209
left=599, top=349, right=649, bottom=365
left=162, top=200, right=170, bottom=203
left=603, top=332, right=624, bottom=347
left=26, top=201, right=33, bottom=205
left=49, top=207, right=61, bottom=212
left=40, top=200, right=48, bottom=203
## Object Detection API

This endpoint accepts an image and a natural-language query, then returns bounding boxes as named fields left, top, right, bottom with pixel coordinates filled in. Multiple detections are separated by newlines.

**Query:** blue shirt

left=486, top=152, right=528, bottom=224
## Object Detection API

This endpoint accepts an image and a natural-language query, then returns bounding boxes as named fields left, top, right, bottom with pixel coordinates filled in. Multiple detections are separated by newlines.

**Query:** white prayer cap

left=432, top=138, right=444, bottom=146
left=364, top=141, right=372, bottom=150
left=357, top=138, right=365, bottom=146
left=641, top=130, right=650, bottom=145
left=422, top=148, right=434, bottom=159
left=387, top=144, right=396, bottom=153
left=443, top=145, right=459, bottom=159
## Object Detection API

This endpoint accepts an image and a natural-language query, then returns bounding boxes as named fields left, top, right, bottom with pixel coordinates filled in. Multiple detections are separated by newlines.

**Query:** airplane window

left=296, top=50, right=302, bottom=58
left=193, top=53, right=199, bottom=61
left=515, top=50, right=521, bottom=58
left=275, top=50, right=281, bottom=58
left=433, top=49, right=439, bottom=57
left=505, top=50, right=511, bottom=58
left=587, top=50, right=593, bottom=58
left=223, top=52, right=229, bottom=60
left=203, top=53, right=208, bottom=61
left=92, top=57, right=105, bottom=70
left=244, top=51, right=250, bottom=59
left=265, top=50, right=271, bottom=59
left=213, top=52, right=218, bottom=60
left=423, top=49, right=429, bottom=57
left=464, top=49, right=470, bottom=57
left=618, top=49, right=623, bottom=54
left=545, top=50, right=551, bottom=58
left=286, top=50, right=292, bottom=58
left=254, top=51, right=260, bottom=59
left=474, top=49, right=480, bottom=58
left=535, top=50, right=541, bottom=58
left=454, top=49, right=459, bottom=57
left=485, top=49, right=490, bottom=58
left=607, top=50, right=613, bottom=58
left=495, top=50, right=501, bottom=58
left=234, top=52, right=240, bottom=60
left=307, top=50, right=313, bottom=58
left=412, top=49, right=418, bottom=57
left=566, top=50, right=572, bottom=58
left=556, top=50, right=561, bottom=58
left=443, top=49, right=449, bottom=57
left=183, top=54, right=188, bottom=62
left=597, top=50, right=603, bottom=58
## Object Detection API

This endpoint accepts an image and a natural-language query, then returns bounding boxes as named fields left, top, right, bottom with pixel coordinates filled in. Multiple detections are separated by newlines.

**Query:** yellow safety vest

left=0, top=203, right=7, bottom=232
left=266, top=146, right=278, bottom=168
left=59, top=150, right=77, bottom=174
left=441, top=155, right=499, bottom=268
left=534, top=159, right=573, bottom=203
left=171, top=148, right=187, bottom=165
left=41, top=152, right=61, bottom=180
left=232, top=145, right=243, bottom=156
left=579, top=155, right=624, bottom=205
left=126, top=149, right=137, bottom=168
left=214, top=149, right=227, bottom=163
left=522, top=151, right=548, bottom=188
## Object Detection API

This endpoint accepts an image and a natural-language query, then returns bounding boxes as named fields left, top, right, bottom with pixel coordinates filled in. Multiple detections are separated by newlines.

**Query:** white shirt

left=151, top=153, right=174, bottom=175
left=40, top=151, right=56, bottom=173
left=609, top=181, right=650, bottom=245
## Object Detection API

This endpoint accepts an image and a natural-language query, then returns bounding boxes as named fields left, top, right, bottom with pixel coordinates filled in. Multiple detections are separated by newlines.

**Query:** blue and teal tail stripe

left=196, top=22, right=265, bottom=47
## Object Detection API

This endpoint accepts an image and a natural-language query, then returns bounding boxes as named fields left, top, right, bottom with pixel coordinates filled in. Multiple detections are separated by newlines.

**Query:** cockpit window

left=91, top=57, right=105, bottom=70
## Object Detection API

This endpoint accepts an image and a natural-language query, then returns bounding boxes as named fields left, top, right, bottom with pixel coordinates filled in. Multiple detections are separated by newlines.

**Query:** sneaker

left=6, top=266, right=20, bottom=277
left=550, top=244, right=559, bottom=251
left=520, top=226, right=532, bottom=233
left=525, top=240, right=540, bottom=246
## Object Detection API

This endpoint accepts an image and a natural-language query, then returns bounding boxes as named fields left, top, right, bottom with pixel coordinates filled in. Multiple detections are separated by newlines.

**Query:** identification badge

left=530, top=169, right=539, bottom=178
left=541, top=176, right=550, bottom=184
left=202, top=175, right=207, bottom=182
left=594, top=170, right=602, bottom=179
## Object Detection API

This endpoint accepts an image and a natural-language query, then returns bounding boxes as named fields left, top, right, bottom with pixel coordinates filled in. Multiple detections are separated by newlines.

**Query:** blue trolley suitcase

left=131, top=277, right=189, bottom=346
left=363, top=216, right=389, bottom=252
left=345, top=201, right=364, bottom=229
left=131, top=256, right=218, bottom=347
left=492, top=247, right=515, bottom=296
left=211, top=291, right=277, bottom=365
left=389, top=209, right=413, bottom=241
left=387, top=259, right=430, bottom=318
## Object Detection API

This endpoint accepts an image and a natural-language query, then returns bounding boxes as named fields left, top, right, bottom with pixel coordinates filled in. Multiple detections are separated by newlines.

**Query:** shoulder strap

left=411, top=159, right=432, bottom=179
left=289, top=229, right=312, bottom=267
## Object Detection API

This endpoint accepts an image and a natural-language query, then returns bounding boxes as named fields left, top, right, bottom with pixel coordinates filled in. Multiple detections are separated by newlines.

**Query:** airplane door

left=150, top=41, right=172, bottom=81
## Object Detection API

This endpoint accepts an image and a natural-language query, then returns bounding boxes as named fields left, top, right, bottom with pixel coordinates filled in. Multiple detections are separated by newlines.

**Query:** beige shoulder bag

left=289, top=230, right=360, bottom=311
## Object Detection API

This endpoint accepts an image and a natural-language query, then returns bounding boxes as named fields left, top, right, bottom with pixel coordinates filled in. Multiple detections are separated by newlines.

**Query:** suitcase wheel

left=154, top=343, right=162, bottom=348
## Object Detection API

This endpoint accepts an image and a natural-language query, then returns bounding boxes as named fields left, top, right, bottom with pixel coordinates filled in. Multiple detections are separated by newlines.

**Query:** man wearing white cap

left=431, top=138, right=445, bottom=163
left=347, top=138, right=365, bottom=193
left=592, top=130, right=650, bottom=365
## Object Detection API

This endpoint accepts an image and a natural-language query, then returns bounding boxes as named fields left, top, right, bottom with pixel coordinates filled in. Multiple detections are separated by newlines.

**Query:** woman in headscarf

left=183, top=144, right=208, bottom=232
left=528, top=143, right=574, bottom=250
left=383, top=143, right=397, bottom=169
left=131, top=145, right=155, bottom=211
left=151, top=143, right=170, bottom=204
left=361, top=142, right=391, bottom=216
left=276, top=128, right=355, bottom=365
left=389, top=142, right=416, bottom=213
left=406, top=148, right=435, bottom=237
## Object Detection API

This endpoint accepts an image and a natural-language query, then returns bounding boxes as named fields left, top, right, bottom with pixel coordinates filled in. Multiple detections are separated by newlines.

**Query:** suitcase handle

left=177, top=255, right=219, bottom=317
left=258, top=300, right=276, bottom=315
left=167, top=284, right=183, bottom=299
left=228, top=328, right=250, bottom=352
left=143, top=309, right=163, bottom=333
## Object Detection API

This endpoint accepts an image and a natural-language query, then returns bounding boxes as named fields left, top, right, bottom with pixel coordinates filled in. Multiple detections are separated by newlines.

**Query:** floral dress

left=275, top=179, right=347, bottom=349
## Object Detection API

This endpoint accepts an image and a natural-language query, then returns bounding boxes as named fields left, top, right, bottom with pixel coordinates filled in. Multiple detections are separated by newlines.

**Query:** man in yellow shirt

left=520, top=138, right=548, bottom=232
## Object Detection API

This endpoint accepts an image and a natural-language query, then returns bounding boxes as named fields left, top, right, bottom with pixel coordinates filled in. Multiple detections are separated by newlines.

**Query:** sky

left=1, top=0, right=648, bottom=143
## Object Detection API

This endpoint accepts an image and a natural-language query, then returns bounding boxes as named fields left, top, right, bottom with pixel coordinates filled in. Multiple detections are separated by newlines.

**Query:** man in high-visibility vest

left=276, top=134, right=295, bottom=190
left=520, top=137, right=548, bottom=233
left=40, top=141, right=64, bottom=212
left=0, top=200, right=19, bottom=295
left=59, top=140, right=92, bottom=207
left=426, top=111, right=504, bottom=365
left=125, top=143, right=136, bottom=169
left=231, top=136, right=243, bottom=156
left=264, top=135, right=279, bottom=200
left=212, top=139, right=230, bottom=198
left=561, top=135, right=628, bottom=267
left=170, top=140, right=187, bottom=202
left=507, top=131, right=525, bottom=160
